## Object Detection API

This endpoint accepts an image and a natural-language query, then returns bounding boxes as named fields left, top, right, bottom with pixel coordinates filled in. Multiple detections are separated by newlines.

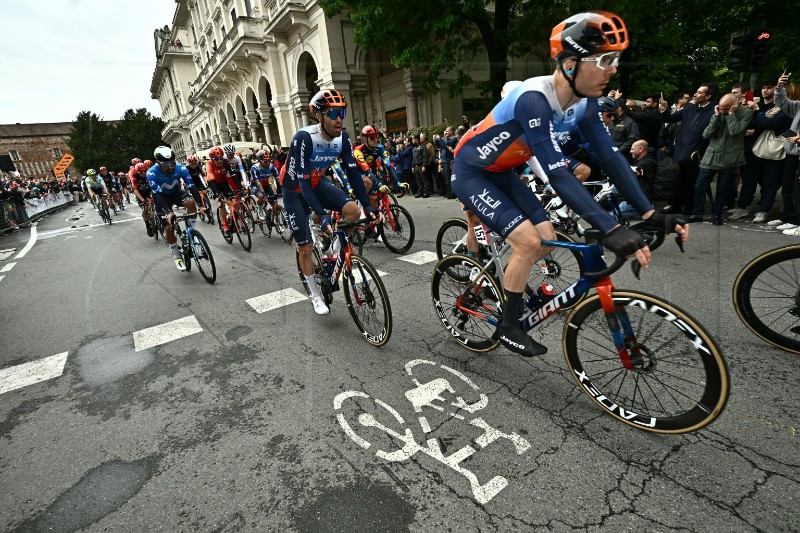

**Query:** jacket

left=662, top=102, right=716, bottom=163
left=412, top=144, right=427, bottom=167
left=774, top=87, right=800, bottom=157
left=700, top=106, right=754, bottom=170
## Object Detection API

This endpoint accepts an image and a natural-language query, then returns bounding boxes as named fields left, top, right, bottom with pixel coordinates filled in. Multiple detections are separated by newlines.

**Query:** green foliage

left=320, top=0, right=800, bottom=103
left=66, top=109, right=165, bottom=172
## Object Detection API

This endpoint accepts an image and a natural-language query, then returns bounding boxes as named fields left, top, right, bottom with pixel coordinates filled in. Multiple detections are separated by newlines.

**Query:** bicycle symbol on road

left=333, top=359, right=531, bottom=504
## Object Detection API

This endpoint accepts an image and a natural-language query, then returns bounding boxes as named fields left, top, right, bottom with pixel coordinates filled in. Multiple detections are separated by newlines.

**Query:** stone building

left=0, top=123, right=81, bottom=180
left=150, top=0, right=548, bottom=159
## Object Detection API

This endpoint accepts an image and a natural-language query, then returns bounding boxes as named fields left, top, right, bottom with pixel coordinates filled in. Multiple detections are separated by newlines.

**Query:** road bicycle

left=355, top=187, right=415, bottom=254
left=96, top=195, right=112, bottom=225
left=253, top=196, right=293, bottom=243
left=296, top=217, right=392, bottom=346
left=733, top=244, right=800, bottom=354
left=435, top=218, right=584, bottom=305
left=217, top=191, right=252, bottom=252
left=431, top=225, right=729, bottom=433
left=240, top=189, right=258, bottom=233
left=171, top=211, right=217, bottom=284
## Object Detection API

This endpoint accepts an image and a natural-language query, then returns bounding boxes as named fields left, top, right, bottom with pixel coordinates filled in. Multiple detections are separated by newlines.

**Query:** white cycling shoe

left=311, top=294, right=329, bottom=315
left=174, top=257, right=186, bottom=271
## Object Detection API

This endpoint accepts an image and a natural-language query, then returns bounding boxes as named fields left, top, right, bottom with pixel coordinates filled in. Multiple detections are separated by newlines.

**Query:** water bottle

left=528, top=283, right=556, bottom=309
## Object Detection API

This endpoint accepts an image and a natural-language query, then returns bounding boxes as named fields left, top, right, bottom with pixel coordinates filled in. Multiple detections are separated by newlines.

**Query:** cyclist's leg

left=463, top=208, right=482, bottom=257
left=284, top=188, right=314, bottom=274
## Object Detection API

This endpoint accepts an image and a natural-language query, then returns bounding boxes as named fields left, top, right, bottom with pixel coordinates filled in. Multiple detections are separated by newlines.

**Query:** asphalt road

left=1, top=196, right=798, bottom=532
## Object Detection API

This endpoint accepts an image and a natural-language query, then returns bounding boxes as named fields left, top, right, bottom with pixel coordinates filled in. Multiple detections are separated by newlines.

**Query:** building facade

left=150, top=0, right=548, bottom=159
left=0, top=123, right=81, bottom=180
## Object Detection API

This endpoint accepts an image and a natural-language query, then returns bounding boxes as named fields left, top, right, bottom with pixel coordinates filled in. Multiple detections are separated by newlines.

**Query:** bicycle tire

left=563, top=290, right=729, bottom=433
left=295, top=245, right=333, bottom=305
left=233, top=210, right=252, bottom=252
left=435, top=218, right=470, bottom=260
left=378, top=204, right=415, bottom=254
left=349, top=228, right=364, bottom=256
left=343, top=254, right=392, bottom=346
left=217, top=212, right=234, bottom=244
left=733, top=244, right=800, bottom=354
left=530, top=231, right=585, bottom=311
left=431, top=254, right=502, bottom=352
left=275, top=206, right=293, bottom=243
left=180, top=232, right=192, bottom=273
left=242, top=202, right=256, bottom=234
left=190, top=230, right=216, bottom=284
left=260, top=207, right=272, bottom=237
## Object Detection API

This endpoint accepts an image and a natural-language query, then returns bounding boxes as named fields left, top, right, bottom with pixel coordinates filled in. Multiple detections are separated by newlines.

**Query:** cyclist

left=279, top=89, right=378, bottom=315
left=85, top=169, right=111, bottom=214
left=353, top=125, right=409, bottom=213
left=451, top=11, right=688, bottom=357
left=249, top=150, right=279, bottom=221
left=223, top=143, right=248, bottom=187
left=130, top=162, right=154, bottom=234
left=205, top=146, right=243, bottom=237
left=146, top=146, right=204, bottom=271
left=117, top=171, right=131, bottom=203
left=99, top=167, right=124, bottom=210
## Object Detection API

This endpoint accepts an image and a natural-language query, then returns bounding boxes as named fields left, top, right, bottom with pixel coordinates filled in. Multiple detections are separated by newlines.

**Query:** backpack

left=651, top=156, right=680, bottom=201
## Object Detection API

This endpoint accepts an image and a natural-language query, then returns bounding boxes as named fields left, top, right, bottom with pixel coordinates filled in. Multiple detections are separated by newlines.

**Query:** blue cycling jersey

left=146, top=163, right=195, bottom=194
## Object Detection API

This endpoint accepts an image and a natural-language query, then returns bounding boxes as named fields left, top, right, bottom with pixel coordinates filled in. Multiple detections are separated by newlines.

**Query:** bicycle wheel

left=295, top=245, right=333, bottom=305
left=179, top=232, right=192, bottom=273
left=242, top=203, right=256, bottom=233
left=349, top=228, right=364, bottom=256
left=530, top=231, right=585, bottom=310
left=190, top=230, right=216, bottom=284
left=563, top=290, right=729, bottom=433
left=435, top=218, right=469, bottom=260
left=233, top=210, right=252, bottom=252
left=431, top=255, right=502, bottom=352
left=378, top=204, right=415, bottom=254
left=275, top=206, right=293, bottom=243
left=733, top=244, right=800, bottom=354
left=343, top=254, right=392, bottom=346
left=260, top=207, right=272, bottom=237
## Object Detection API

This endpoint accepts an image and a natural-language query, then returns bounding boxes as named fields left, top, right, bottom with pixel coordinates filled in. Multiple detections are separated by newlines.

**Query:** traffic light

left=749, top=29, right=771, bottom=71
left=728, top=30, right=753, bottom=72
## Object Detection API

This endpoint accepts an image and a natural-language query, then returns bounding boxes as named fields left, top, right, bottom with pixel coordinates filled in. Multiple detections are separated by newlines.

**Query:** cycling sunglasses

left=323, top=108, right=347, bottom=120
left=580, top=51, right=621, bottom=71
left=161, top=161, right=176, bottom=167
left=364, top=133, right=378, bottom=140
left=211, top=157, right=225, bottom=161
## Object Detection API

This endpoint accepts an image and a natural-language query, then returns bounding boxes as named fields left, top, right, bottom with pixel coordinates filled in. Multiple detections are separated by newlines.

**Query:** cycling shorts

left=208, top=180, right=235, bottom=200
left=282, top=178, right=351, bottom=245
left=89, top=186, right=105, bottom=196
left=136, top=188, right=152, bottom=201
left=451, top=158, right=548, bottom=239
left=153, top=190, right=191, bottom=216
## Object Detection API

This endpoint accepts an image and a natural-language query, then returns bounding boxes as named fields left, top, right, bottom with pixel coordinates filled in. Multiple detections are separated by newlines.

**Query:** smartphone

left=753, top=97, right=761, bottom=104
left=782, top=129, right=798, bottom=139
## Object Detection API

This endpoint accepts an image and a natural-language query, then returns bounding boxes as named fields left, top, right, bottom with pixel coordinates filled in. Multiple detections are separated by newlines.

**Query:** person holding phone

left=772, top=70, right=800, bottom=234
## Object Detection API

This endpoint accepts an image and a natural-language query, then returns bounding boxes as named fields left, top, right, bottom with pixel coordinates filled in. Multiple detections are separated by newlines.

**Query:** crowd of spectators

left=0, top=174, right=81, bottom=232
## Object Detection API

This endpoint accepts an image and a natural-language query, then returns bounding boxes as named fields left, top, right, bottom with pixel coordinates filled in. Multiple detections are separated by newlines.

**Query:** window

left=191, top=24, right=196, bottom=42
left=52, top=148, right=61, bottom=158
left=9, top=150, right=20, bottom=161
left=244, top=0, right=252, bottom=17
left=230, top=8, right=237, bottom=23
left=221, top=25, right=226, bottom=37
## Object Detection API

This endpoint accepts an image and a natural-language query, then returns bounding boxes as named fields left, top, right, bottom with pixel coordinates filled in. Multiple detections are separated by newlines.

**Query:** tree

left=65, top=109, right=165, bottom=172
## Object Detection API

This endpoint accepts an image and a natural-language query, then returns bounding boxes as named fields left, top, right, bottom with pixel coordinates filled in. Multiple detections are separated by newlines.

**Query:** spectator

left=692, top=93, right=754, bottom=225
left=441, top=126, right=457, bottom=198
left=610, top=98, right=640, bottom=161
left=729, top=78, right=792, bottom=223
left=399, top=137, right=415, bottom=195
left=659, top=83, right=718, bottom=216
left=622, top=92, right=663, bottom=158
left=412, top=136, right=428, bottom=197
left=420, top=133, right=436, bottom=196
left=773, top=74, right=800, bottom=234
left=630, top=139, right=658, bottom=199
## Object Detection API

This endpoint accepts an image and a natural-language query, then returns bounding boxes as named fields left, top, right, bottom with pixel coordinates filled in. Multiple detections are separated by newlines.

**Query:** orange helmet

left=308, top=89, right=347, bottom=116
left=361, top=125, right=378, bottom=138
left=209, top=147, right=224, bottom=159
left=187, top=155, right=198, bottom=164
left=134, top=163, right=148, bottom=173
left=144, top=159, right=153, bottom=168
left=549, top=11, right=628, bottom=60
left=131, top=157, right=141, bottom=165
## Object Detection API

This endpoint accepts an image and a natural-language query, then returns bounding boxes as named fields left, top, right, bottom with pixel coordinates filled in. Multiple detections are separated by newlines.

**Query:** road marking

left=133, top=315, right=203, bottom=352
left=0, top=249, right=16, bottom=261
left=14, top=223, right=38, bottom=259
left=1, top=262, right=17, bottom=273
left=247, top=288, right=307, bottom=313
left=398, top=251, right=439, bottom=265
left=0, top=352, right=69, bottom=395
left=37, top=216, right=141, bottom=237
left=0, top=275, right=5, bottom=282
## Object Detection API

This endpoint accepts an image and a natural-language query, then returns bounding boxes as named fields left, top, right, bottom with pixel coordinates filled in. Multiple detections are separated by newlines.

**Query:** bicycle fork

left=596, top=282, right=646, bottom=371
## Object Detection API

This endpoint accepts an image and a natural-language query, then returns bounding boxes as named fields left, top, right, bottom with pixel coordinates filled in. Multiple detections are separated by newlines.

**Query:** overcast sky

left=0, top=0, right=177, bottom=125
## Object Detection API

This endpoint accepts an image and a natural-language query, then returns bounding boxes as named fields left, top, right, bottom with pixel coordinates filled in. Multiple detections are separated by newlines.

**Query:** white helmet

left=222, top=143, right=236, bottom=154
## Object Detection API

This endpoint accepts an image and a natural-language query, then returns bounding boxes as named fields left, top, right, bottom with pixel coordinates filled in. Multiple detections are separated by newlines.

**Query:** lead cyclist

left=451, top=11, right=689, bottom=357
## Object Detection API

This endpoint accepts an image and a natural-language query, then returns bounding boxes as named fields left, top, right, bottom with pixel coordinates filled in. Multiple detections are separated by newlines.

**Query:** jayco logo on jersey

left=476, top=131, right=511, bottom=159
left=311, top=154, right=338, bottom=163
left=565, top=36, right=588, bottom=55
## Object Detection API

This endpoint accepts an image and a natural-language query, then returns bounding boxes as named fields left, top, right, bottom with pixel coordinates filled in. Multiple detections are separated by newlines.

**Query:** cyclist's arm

left=332, top=161, right=351, bottom=191
left=177, top=167, right=201, bottom=204
left=352, top=146, right=371, bottom=173
left=516, top=92, right=623, bottom=233
left=340, top=133, right=372, bottom=209
left=380, top=152, right=402, bottom=186
left=290, top=134, right=327, bottom=217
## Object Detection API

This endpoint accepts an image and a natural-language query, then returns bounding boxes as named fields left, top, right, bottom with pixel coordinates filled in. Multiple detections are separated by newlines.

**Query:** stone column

left=235, top=118, right=248, bottom=142
left=246, top=112, right=260, bottom=143
left=354, top=93, right=368, bottom=127
left=226, top=124, right=237, bottom=143
left=407, top=94, right=420, bottom=129
left=257, top=105, right=275, bottom=145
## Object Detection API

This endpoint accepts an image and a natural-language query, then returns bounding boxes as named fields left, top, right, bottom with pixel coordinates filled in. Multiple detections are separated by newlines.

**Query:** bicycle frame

left=457, top=237, right=645, bottom=368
